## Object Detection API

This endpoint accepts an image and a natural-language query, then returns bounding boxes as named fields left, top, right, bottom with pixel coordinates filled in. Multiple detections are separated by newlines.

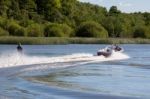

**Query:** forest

left=0, top=0, right=150, bottom=38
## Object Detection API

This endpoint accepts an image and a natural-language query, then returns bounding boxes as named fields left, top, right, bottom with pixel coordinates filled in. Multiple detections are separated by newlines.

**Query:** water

left=0, top=44, right=150, bottom=99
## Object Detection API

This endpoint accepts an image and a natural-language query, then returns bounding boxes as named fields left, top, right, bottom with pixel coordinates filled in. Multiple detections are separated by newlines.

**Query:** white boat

left=97, top=45, right=123, bottom=57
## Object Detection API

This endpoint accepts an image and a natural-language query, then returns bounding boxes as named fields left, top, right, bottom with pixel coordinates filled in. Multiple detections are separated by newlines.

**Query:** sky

left=79, top=0, right=150, bottom=13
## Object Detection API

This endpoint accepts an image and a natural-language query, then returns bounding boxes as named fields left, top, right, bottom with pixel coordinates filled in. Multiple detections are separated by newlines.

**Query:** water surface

left=0, top=44, right=150, bottom=99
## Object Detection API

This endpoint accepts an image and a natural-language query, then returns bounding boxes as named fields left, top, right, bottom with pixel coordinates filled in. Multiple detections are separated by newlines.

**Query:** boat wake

left=0, top=51, right=129, bottom=76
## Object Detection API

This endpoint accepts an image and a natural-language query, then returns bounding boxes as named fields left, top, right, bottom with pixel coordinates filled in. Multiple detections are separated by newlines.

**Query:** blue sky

left=79, top=0, right=150, bottom=13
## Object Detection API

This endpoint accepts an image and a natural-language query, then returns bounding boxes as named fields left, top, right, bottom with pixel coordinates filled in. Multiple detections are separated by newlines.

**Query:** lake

left=0, top=44, right=150, bottom=99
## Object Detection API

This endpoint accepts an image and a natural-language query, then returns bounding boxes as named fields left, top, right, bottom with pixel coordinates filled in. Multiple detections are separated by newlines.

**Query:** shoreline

left=0, top=37, right=150, bottom=45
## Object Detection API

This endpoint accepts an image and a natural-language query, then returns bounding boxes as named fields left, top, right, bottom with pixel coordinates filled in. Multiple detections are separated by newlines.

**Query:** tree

left=19, top=0, right=37, bottom=20
left=119, top=15, right=134, bottom=38
left=61, top=0, right=76, bottom=16
left=76, top=21, right=108, bottom=38
left=0, top=27, right=9, bottom=36
left=8, top=21, right=26, bottom=36
left=27, top=23, right=44, bottom=37
left=7, top=0, right=21, bottom=19
left=109, top=6, right=121, bottom=16
left=36, top=0, right=62, bottom=22
left=102, top=17, right=115, bottom=37
left=0, top=0, right=10, bottom=16
left=44, top=23, right=73, bottom=37
left=133, top=26, right=146, bottom=38
left=19, top=0, right=36, bottom=11
left=143, top=12, right=150, bottom=25
left=145, top=25, right=150, bottom=38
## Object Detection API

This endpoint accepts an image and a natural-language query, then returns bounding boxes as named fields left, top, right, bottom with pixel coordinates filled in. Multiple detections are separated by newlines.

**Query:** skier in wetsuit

left=17, top=43, right=23, bottom=53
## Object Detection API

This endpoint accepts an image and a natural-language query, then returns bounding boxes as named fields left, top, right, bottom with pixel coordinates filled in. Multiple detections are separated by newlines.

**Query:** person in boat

left=17, top=43, right=23, bottom=53
left=113, top=44, right=122, bottom=52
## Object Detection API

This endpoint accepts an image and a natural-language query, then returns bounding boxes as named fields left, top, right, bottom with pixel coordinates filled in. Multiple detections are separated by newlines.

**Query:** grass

left=0, top=36, right=150, bottom=44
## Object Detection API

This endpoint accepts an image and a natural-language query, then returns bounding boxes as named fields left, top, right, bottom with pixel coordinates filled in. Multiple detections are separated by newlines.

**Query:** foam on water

left=0, top=51, right=129, bottom=68
left=0, top=50, right=130, bottom=76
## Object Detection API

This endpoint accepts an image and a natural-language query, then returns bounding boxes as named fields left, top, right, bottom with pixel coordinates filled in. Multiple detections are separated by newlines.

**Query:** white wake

left=0, top=51, right=129, bottom=68
left=0, top=51, right=130, bottom=76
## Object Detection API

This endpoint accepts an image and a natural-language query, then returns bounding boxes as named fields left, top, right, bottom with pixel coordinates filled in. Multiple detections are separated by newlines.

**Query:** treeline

left=0, top=0, right=150, bottom=38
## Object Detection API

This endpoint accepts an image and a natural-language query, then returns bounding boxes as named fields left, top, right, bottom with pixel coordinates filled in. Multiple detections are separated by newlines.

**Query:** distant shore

left=0, top=37, right=150, bottom=45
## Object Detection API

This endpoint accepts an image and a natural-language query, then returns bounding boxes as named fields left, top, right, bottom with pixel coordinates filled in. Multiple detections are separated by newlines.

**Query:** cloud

left=119, top=2, right=132, bottom=7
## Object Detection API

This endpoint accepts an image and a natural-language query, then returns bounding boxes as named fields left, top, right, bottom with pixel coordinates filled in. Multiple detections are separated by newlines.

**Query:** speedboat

left=97, top=47, right=112, bottom=57
left=97, top=45, right=123, bottom=57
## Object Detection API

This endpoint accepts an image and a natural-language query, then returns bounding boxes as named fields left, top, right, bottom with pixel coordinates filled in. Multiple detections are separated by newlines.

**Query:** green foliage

left=44, top=23, right=73, bottom=37
left=102, top=16, right=124, bottom=37
left=8, top=21, right=26, bottom=36
left=76, top=21, right=108, bottom=38
left=0, top=17, right=6, bottom=28
left=0, top=0, right=9, bottom=16
left=133, top=26, right=146, bottom=38
left=0, top=0, right=149, bottom=39
left=109, top=6, right=121, bottom=15
left=73, top=2, right=107, bottom=26
left=143, top=12, right=150, bottom=25
left=0, top=27, right=9, bottom=36
left=36, top=0, right=62, bottom=22
left=19, top=19, right=35, bottom=27
left=7, top=0, right=21, bottom=20
left=119, top=14, right=134, bottom=38
left=145, top=25, right=150, bottom=38
left=26, top=23, right=44, bottom=37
